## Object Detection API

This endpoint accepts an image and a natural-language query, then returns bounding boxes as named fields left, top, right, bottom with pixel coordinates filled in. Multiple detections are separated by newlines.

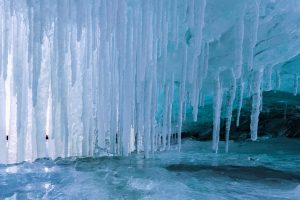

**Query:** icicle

left=260, top=82, right=263, bottom=112
left=247, top=0, right=260, bottom=71
left=236, top=79, right=244, bottom=127
left=250, top=69, right=263, bottom=141
left=225, top=70, right=236, bottom=153
left=2, top=0, right=9, bottom=80
left=174, top=37, right=187, bottom=150
left=144, top=68, right=153, bottom=158
left=194, top=0, right=206, bottom=56
left=167, top=75, right=174, bottom=150
left=212, top=73, right=223, bottom=153
left=150, top=61, right=157, bottom=153
left=191, top=57, right=200, bottom=122
left=294, top=73, right=299, bottom=96
left=31, top=1, right=43, bottom=107
left=192, top=43, right=206, bottom=122
left=178, top=56, right=187, bottom=151
left=13, top=16, right=29, bottom=163
left=235, top=9, right=245, bottom=79
left=162, top=83, right=170, bottom=151
left=203, top=42, right=209, bottom=78
left=1, top=0, right=293, bottom=163
left=0, top=76, right=7, bottom=163
left=265, top=65, right=273, bottom=91
left=70, top=29, right=77, bottom=86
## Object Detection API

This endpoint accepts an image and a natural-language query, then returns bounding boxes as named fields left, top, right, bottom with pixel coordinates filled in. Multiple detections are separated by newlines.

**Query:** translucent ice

left=0, top=0, right=300, bottom=162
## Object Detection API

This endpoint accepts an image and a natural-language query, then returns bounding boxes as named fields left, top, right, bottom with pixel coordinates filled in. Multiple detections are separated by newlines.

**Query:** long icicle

left=225, top=70, right=236, bottom=153
left=250, top=69, right=264, bottom=141
left=212, top=73, right=223, bottom=153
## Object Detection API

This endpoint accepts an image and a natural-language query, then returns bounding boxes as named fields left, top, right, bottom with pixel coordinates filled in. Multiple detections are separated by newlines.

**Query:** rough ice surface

left=0, top=139, right=299, bottom=200
left=0, top=0, right=300, bottom=164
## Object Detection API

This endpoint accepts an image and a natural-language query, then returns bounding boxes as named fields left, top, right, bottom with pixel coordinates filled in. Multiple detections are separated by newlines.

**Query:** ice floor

left=1, top=138, right=300, bottom=200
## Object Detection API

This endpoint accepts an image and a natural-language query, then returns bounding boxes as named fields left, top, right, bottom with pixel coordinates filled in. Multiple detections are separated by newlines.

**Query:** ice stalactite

left=0, top=0, right=299, bottom=163
left=247, top=0, right=260, bottom=71
left=192, top=44, right=206, bottom=122
left=0, top=76, right=6, bottom=163
left=144, top=67, right=153, bottom=158
left=162, top=83, right=170, bottom=151
left=177, top=43, right=188, bottom=152
left=194, top=0, right=206, bottom=56
left=260, top=84, right=263, bottom=112
left=203, top=42, right=209, bottom=78
left=212, top=74, right=223, bottom=153
left=225, top=70, right=236, bottom=153
left=234, top=8, right=245, bottom=130
left=167, top=75, right=174, bottom=150
left=150, top=65, right=157, bottom=153
left=1, top=0, right=9, bottom=80
left=236, top=78, right=244, bottom=127
left=250, top=69, right=264, bottom=141
left=234, top=8, right=245, bottom=79
left=191, top=58, right=200, bottom=122
left=265, top=65, right=273, bottom=91
left=14, top=15, right=29, bottom=163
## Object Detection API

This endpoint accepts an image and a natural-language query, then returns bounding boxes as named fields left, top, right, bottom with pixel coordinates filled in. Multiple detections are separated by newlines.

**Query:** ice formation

left=0, top=0, right=300, bottom=163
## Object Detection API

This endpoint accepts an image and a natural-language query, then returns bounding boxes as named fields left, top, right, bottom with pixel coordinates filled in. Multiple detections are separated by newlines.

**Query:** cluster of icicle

left=0, top=0, right=298, bottom=163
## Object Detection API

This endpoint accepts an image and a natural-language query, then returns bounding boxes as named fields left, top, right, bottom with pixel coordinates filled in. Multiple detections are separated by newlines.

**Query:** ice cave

left=0, top=0, right=300, bottom=199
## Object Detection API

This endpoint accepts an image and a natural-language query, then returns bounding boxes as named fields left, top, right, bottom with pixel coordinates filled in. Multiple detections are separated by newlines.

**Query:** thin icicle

left=225, top=70, right=236, bottom=153
left=247, top=0, right=260, bottom=71
left=194, top=0, right=206, bottom=56
left=144, top=69, right=153, bottom=158
left=162, top=83, right=170, bottom=151
left=236, top=78, right=244, bottom=127
left=212, top=73, right=223, bottom=153
left=167, top=75, right=174, bottom=150
left=235, top=9, right=245, bottom=79
left=265, top=65, right=273, bottom=91
left=260, top=82, right=263, bottom=112
left=250, top=69, right=263, bottom=141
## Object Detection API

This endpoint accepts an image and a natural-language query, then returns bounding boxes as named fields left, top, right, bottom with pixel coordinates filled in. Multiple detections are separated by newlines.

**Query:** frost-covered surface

left=1, top=0, right=300, bottom=162
left=0, top=138, right=299, bottom=200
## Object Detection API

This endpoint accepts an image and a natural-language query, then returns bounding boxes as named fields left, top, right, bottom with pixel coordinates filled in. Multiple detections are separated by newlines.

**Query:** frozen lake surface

left=1, top=138, right=300, bottom=200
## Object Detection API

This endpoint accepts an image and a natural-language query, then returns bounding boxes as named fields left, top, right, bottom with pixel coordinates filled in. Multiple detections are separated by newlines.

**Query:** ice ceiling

left=0, top=0, right=299, bottom=163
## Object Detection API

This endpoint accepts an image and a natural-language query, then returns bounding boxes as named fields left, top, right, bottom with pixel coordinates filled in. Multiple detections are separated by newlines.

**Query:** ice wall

left=0, top=0, right=300, bottom=163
